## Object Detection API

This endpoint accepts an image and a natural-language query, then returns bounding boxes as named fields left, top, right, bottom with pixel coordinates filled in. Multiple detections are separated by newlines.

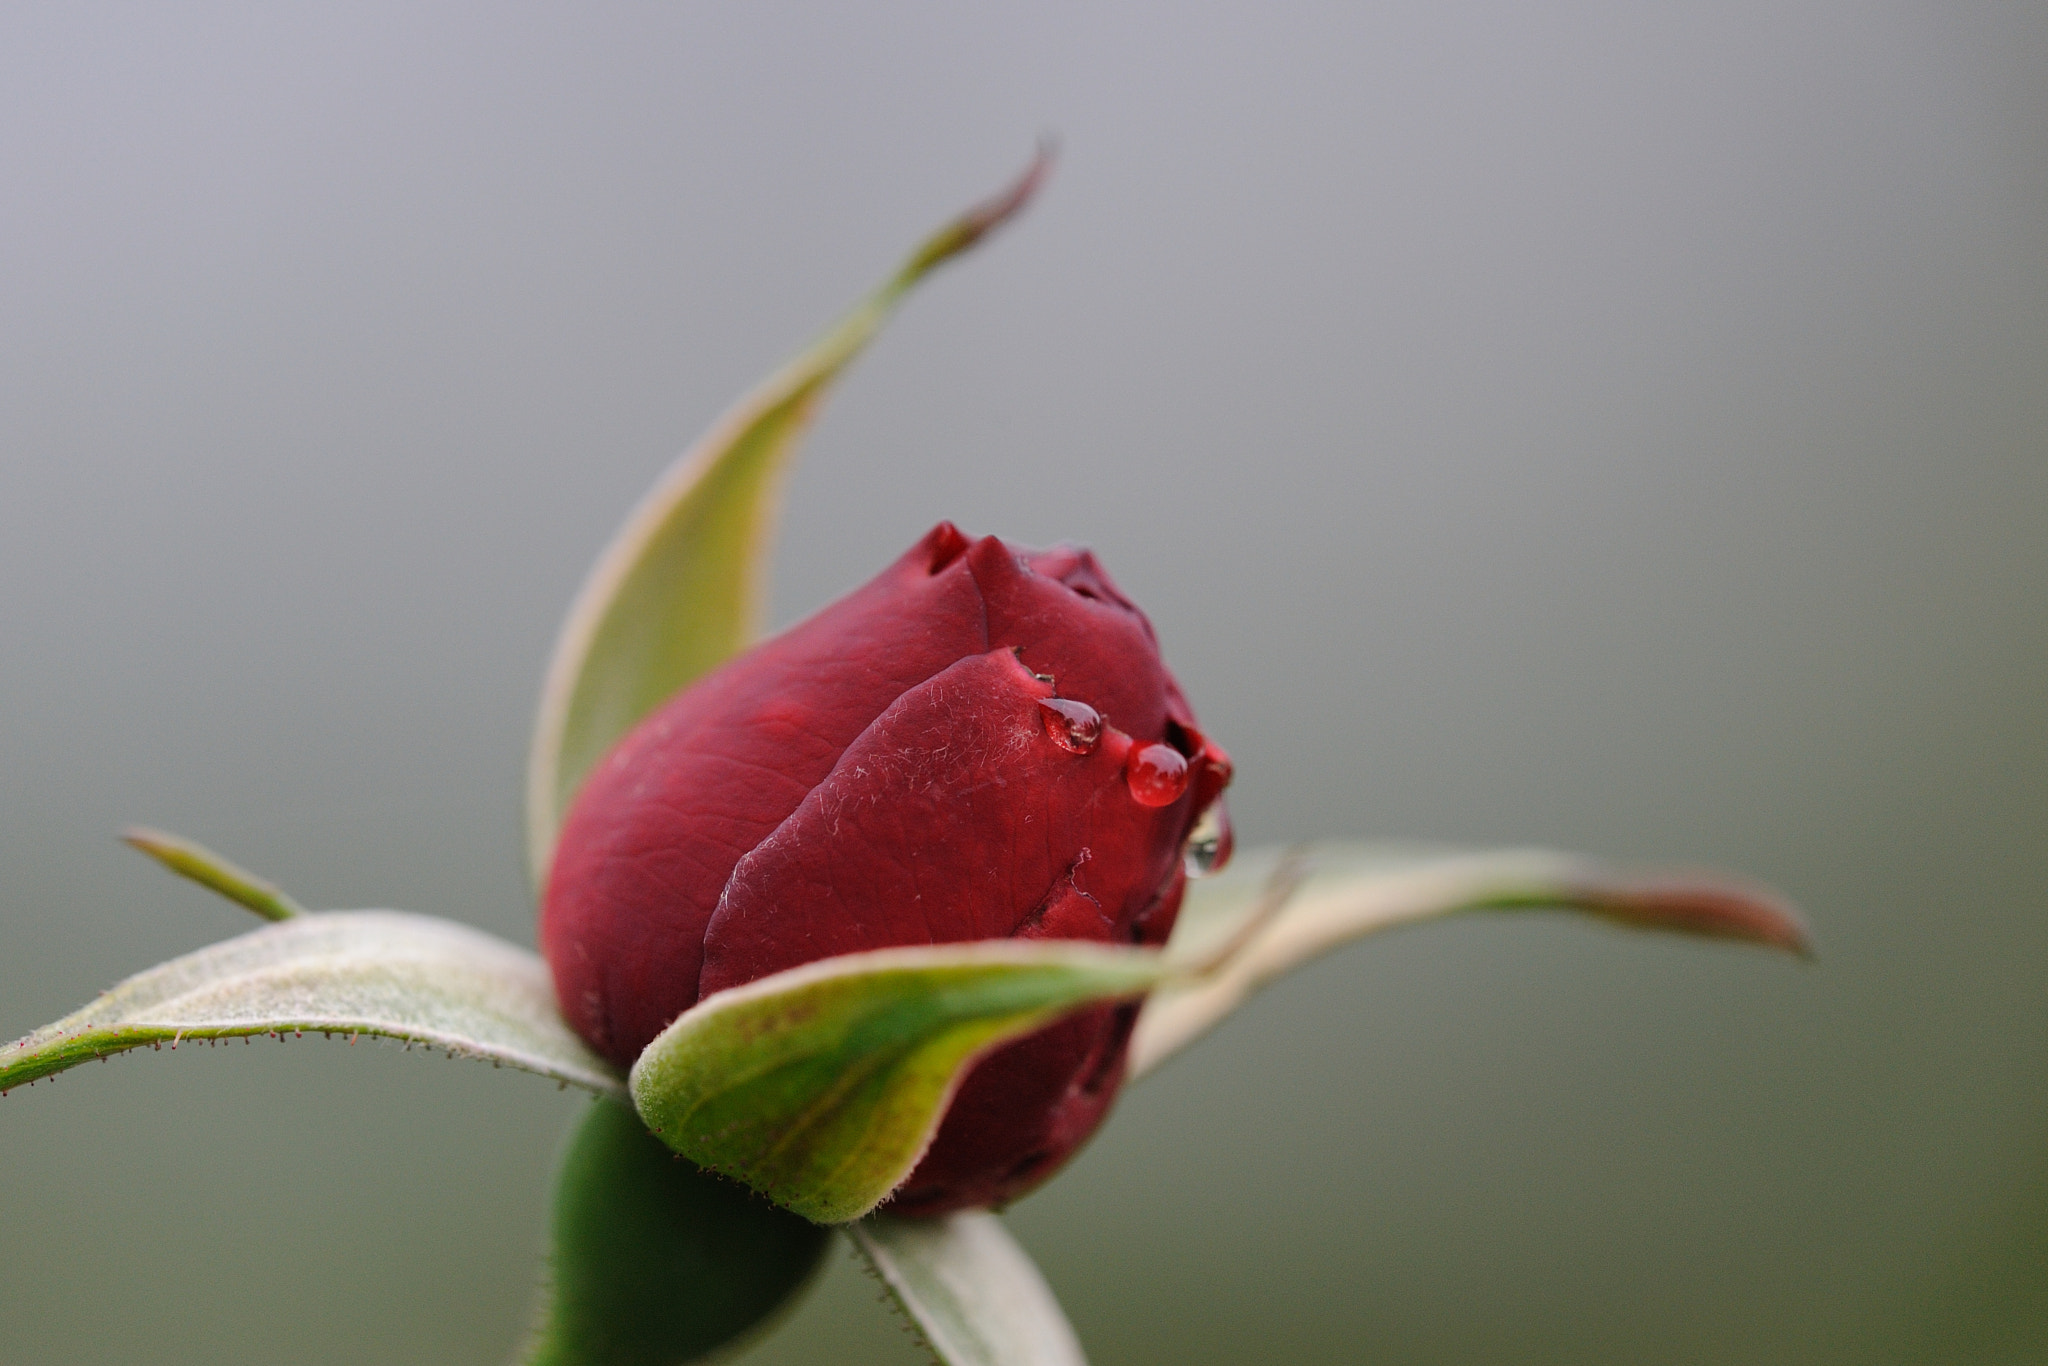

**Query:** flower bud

left=542, top=523, right=1231, bottom=1215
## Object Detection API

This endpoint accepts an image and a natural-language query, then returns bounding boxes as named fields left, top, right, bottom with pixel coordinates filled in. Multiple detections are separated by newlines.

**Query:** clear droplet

left=1126, top=742, right=1189, bottom=806
left=1038, top=697, right=1103, bottom=754
left=1183, top=799, right=1234, bottom=876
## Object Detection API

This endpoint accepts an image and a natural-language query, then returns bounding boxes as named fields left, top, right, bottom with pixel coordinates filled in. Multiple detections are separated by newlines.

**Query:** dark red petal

left=968, top=536, right=1176, bottom=746
left=885, top=1002, right=1139, bottom=1216
left=541, top=522, right=988, bottom=1065
left=890, top=866, right=1190, bottom=1212
left=699, top=647, right=1185, bottom=995
left=1019, top=543, right=1148, bottom=623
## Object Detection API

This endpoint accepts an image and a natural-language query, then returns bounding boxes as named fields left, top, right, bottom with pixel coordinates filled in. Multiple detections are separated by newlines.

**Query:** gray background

left=2, top=4, right=2043, bottom=1363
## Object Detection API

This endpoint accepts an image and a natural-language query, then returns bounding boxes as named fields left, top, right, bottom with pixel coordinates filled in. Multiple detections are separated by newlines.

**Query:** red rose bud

left=541, top=523, right=1232, bottom=1215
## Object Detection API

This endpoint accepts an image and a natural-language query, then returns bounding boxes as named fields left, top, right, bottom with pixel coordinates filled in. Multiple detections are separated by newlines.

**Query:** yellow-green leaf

left=628, top=939, right=1164, bottom=1225
left=525, top=151, right=1049, bottom=885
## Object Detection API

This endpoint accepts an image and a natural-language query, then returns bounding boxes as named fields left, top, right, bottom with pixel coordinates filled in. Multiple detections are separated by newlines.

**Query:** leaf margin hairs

left=2, top=909, right=623, bottom=1097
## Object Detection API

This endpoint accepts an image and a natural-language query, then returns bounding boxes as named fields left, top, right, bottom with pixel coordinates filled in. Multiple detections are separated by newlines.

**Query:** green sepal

left=629, top=940, right=1165, bottom=1225
left=520, top=1097, right=830, bottom=1366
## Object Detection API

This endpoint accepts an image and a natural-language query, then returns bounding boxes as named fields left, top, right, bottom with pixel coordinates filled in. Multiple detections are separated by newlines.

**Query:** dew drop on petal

left=1184, top=799, right=1233, bottom=876
left=1126, top=742, right=1189, bottom=806
left=1038, top=697, right=1103, bottom=754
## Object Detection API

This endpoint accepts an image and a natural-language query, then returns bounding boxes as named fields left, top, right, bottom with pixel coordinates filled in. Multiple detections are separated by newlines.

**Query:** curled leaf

left=1131, top=843, right=1810, bottom=1078
left=525, top=150, right=1050, bottom=885
left=1, top=911, right=622, bottom=1096
left=628, top=939, right=1165, bottom=1225
left=850, top=1211, right=1088, bottom=1366
left=520, top=1097, right=829, bottom=1366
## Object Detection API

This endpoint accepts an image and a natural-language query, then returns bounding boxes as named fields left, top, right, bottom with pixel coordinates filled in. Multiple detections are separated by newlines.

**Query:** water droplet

left=1183, top=799, right=1235, bottom=876
left=1126, top=742, right=1189, bottom=806
left=1038, top=697, right=1103, bottom=754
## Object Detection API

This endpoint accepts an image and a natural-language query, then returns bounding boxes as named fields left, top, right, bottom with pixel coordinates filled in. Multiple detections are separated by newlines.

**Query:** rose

left=0, top=153, right=1824, bottom=1366
left=540, top=520, right=1233, bottom=1215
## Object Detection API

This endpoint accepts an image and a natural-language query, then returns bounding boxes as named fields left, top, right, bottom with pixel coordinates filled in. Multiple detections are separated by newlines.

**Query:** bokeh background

left=2, top=5, right=2043, bottom=1363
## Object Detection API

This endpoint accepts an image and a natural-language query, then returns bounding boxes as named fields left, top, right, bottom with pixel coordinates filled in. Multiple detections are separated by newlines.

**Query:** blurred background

left=2, top=5, right=2043, bottom=1363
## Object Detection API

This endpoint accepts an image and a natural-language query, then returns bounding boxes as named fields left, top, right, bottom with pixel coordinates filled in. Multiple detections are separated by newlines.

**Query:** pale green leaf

left=1, top=911, right=623, bottom=1096
left=1130, top=842, right=1811, bottom=1078
left=628, top=940, right=1165, bottom=1225
left=850, top=1212, right=1087, bottom=1366
left=525, top=151, right=1049, bottom=886
left=520, top=1097, right=829, bottom=1366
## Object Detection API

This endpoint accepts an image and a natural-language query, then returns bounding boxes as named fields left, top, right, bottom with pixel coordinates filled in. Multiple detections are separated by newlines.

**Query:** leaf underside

left=0, top=910, right=623, bottom=1097
left=628, top=940, right=1165, bottom=1225
left=1131, top=841, right=1812, bottom=1078
left=524, top=151, right=1049, bottom=887
left=521, top=1097, right=830, bottom=1366
left=850, top=1212, right=1088, bottom=1366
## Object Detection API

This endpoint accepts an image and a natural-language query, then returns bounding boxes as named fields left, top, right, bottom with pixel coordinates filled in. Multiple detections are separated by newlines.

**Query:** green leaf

left=1129, top=842, right=1812, bottom=1078
left=850, top=1212, right=1087, bottom=1366
left=1, top=911, right=623, bottom=1096
left=525, top=150, right=1050, bottom=886
left=520, top=1097, right=830, bottom=1366
left=629, top=940, right=1166, bottom=1225
left=121, top=825, right=307, bottom=921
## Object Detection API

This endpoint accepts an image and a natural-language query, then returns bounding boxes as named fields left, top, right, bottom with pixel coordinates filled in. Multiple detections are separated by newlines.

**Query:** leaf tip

left=899, top=141, right=1054, bottom=284
left=1580, top=875, right=1814, bottom=960
left=118, top=824, right=177, bottom=857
